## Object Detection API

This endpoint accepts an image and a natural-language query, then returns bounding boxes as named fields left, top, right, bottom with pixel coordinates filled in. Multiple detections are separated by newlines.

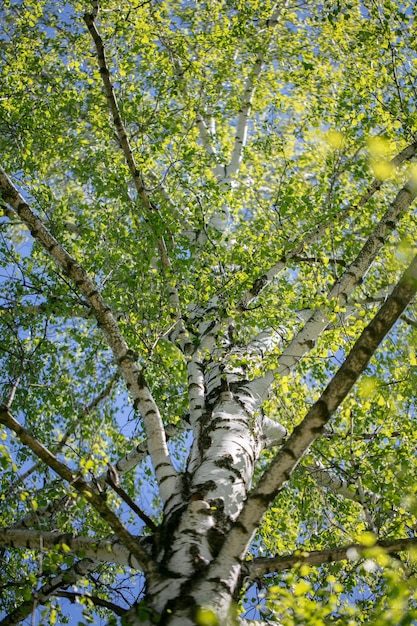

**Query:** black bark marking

left=284, top=447, right=298, bottom=461
left=189, top=382, right=203, bottom=391
left=194, top=480, right=217, bottom=494
left=251, top=274, right=268, bottom=296
left=160, top=593, right=197, bottom=626
left=232, top=519, right=249, bottom=534
left=118, top=353, right=134, bottom=365
left=159, top=474, right=173, bottom=484
left=214, top=455, right=243, bottom=480
left=155, top=462, right=173, bottom=472
left=315, top=399, right=330, bottom=422
left=137, top=372, right=146, bottom=387
left=207, top=527, right=226, bottom=556
left=206, top=576, right=234, bottom=594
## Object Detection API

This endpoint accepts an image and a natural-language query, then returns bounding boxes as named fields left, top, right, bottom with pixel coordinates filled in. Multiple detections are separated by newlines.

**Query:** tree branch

left=0, top=406, right=149, bottom=569
left=154, top=26, right=217, bottom=159
left=106, top=464, right=157, bottom=532
left=306, top=461, right=379, bottom=504
left=0, top=528, right=144, bottom=569
left=11, top=494, right=72, bottom=530
left=4, top=372, right=119, bottom=497
left=210, top=252, right=417, bottom=588
left=214, top=2, right=288, bottom=183
left=246, top=536, right=417, bottom=578
left=401, top=312, right=417, bottom=328
left=83, top=2, right=193, bottom=358
left=239, top=141, right=417, bottom=310
left=250, top=178, right=417, bottom=402
left=0, top=300, right=91, bottom=320
left=0, top=558, right=100, bottom=626
left=0, top=165, right=179, bottom=504
left=10, top=420, right=187, bottom=532
left=56, top=591, right=126, bottom=617
left=83, top=5, right=147, bottom=208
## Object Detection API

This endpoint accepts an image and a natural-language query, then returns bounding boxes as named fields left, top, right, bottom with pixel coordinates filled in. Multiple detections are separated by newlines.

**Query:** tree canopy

left=1, top=0, right=417, bottom=624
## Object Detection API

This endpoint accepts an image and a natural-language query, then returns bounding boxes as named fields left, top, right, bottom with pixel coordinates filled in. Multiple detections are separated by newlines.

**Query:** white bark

left=189, top=391, right=262, bottom=520
left=164, top=499, right=215, bottom=576
left=262, top=415, right=288, bottom=447
left=195, top=113, right=217, bottom=157
left=184, top=356, right=207, bottom=476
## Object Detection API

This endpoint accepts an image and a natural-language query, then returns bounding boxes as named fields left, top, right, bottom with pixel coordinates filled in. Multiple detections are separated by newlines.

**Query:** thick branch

left=0, top=528, right=143, bottom=569
left=195, top=113, right=217, bottom=157
left=247, top=537, right=417, bottom=578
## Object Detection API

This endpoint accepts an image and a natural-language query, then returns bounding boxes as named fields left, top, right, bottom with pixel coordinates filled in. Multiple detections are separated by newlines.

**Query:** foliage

left=1, top=0, right=417, bottom=624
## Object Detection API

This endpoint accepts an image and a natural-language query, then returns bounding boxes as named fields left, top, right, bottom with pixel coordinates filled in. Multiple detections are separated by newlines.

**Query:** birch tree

left=1, top=1, right=417, bottom=624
